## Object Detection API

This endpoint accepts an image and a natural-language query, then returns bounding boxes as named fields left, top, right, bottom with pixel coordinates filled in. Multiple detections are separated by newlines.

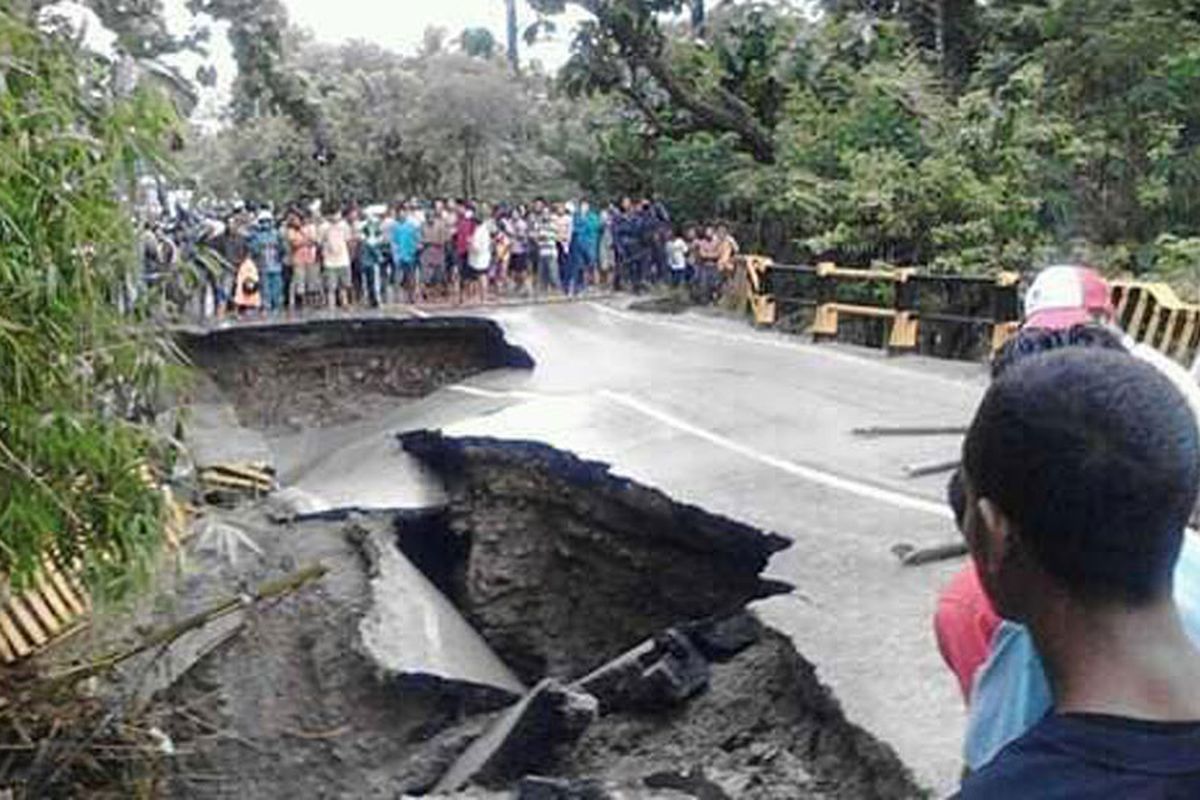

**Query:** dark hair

left=963, top=349, right=1199, bottom=605
left=991, top=324, right=1126, bottom=378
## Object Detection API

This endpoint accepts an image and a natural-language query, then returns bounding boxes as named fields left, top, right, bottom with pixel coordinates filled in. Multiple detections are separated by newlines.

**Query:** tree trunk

left=692, top=0, right=706, bottom=35
left=505, top=0, right=519, bottom=71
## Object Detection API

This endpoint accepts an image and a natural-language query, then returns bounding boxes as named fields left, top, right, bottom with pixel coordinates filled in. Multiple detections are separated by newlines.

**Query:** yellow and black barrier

left=0, top=556, right=91, bottom=664
left=0, top=469, right=193, bottom=666
left=1111, top=281, right=1200, bottom=367
left=743, top=257, right=1021, bottom=356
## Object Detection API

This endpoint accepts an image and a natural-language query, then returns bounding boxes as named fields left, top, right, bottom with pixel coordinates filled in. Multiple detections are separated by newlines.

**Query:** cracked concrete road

left=275, top=299, right=991, bottom=795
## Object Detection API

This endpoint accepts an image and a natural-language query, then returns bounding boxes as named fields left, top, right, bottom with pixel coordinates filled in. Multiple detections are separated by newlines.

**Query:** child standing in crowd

left=233, top=249, right=261, bottom=316
left=667, top=230, right=689, bottom=288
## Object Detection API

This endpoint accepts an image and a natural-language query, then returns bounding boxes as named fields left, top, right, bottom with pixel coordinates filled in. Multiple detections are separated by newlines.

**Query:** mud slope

left=178, top=317, right=533, bottom=430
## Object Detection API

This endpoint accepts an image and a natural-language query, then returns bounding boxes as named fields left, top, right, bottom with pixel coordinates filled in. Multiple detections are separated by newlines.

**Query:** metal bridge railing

left=742, top=257, right=1020, bottom=357
left=1111, top=281, right=1200, bottom=366
left=741, top=256, right=1200, bottom=366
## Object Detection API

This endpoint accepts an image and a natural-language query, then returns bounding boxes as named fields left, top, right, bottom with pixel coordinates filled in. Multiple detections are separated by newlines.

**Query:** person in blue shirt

left=390, top=205, right=423, bottom=303
left=247, top=211, right=285, bottom=312
left=569, top=200, right=602, bottom=295
left=955, top=348, right=1200, bottom=798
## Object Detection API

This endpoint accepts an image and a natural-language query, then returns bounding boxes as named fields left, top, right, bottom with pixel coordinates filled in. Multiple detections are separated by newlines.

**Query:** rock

left=265, top=486, right=329, bottom=521
left=574, top=629, right=709, bottom=714
left=643, top=767, right=736, bottom=800
left=680, top=612, right=763, bottom=662
left=517, top=776, right=613, bottom=800
left=433, top=679, right=599, bottom=793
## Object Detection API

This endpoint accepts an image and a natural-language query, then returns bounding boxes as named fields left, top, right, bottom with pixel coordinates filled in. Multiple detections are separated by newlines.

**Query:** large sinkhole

left=177, top=316, right=534, bottom=431
left=171, top=317, right=922, bottom=799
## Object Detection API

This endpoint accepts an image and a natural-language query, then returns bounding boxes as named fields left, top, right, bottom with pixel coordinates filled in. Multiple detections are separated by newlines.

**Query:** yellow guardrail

left=1111, top=281, right=1200, bottom=367
left=0, top=472, right=191, bottom=665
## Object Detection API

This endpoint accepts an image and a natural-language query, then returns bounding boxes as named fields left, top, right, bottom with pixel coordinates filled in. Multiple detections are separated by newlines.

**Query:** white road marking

left=600, top=389, right=955, bottom=520
left=408, top=305, right=431, bottom=318
left=447, top=377, right=955, bottom=520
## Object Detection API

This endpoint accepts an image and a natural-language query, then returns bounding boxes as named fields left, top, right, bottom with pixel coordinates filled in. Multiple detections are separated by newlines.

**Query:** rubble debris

left=644, top=766, right=746, bottom=800
left=564, top=627, right=923, bottom=799
left=356, top=524, right=526, bottom=710
left=515, top=776, right=614, bottom=800
left=177, top=317, right=534, bottom=430
left=434, top=679, right=600, bottom=793
left=679, top=611, right=763, bottom=662
left=574, top=629, right=709, bottom=714
left=398, top=431, right=793, bottom=682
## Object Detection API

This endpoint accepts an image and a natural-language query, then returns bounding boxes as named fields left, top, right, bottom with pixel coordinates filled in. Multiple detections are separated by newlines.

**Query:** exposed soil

left=398, top=431, right=792, bottom=683
left=177, top=317, right=533, bottom=431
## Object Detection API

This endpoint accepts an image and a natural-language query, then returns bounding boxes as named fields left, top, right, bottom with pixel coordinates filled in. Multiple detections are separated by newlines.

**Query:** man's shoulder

left=961, top=714, right=1200, bottom=799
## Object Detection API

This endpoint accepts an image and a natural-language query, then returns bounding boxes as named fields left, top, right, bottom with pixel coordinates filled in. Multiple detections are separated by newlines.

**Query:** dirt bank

left=397, top=431, right=793, bottom=683
left=177, top=317, right=533, bottom=431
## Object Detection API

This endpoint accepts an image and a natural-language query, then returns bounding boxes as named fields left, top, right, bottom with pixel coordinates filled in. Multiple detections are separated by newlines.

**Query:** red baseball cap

left=1023, top=265, right=1114, bottom=330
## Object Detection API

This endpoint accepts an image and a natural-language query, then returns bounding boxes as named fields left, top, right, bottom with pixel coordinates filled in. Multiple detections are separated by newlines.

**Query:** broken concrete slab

left=434, top=679, right=600, bottom=793
left=574, top=629, right=709, bottom=714
left=397, top=431, right=793, bottom=682
left=357, top=526, right=525, bottom=710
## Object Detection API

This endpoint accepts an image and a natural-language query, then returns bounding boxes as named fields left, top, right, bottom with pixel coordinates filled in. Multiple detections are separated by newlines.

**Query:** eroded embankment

left=393, top=431, right=922, bottom=799
left=177, top=317, right=533, bottom=431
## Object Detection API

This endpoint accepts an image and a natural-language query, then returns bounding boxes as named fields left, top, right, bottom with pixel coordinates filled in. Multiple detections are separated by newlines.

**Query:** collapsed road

left=154, top=301, right=992, bottom=797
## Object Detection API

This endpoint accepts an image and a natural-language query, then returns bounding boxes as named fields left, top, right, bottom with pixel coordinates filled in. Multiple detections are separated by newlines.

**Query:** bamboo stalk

left=41, top=563, right=328, bottom=689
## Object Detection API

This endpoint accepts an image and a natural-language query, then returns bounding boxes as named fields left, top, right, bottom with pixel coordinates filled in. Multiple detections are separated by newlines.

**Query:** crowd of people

left=145, top=196, right=742, bottom=317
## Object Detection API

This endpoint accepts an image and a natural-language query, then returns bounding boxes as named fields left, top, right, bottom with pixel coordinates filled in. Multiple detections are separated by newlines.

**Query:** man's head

left=1024, top=265, right=1114, bottom=330
left=991, top=324, right=1127, bottom=378
left=961, top=349, right=1199, bottom=620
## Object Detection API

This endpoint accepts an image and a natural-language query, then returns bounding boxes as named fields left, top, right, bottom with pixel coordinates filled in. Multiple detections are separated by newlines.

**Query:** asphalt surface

left=272, top=298, right=992, bottom=794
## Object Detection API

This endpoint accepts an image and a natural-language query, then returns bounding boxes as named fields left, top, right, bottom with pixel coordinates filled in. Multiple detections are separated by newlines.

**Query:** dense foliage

left=180, top=31, right=578, bottom=208
left=536, top=1, right=1200, bottom=285
left=0, top=10, right=178, bottom=595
